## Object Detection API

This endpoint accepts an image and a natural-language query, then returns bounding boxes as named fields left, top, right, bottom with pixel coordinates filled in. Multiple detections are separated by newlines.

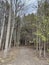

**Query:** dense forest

left=0, top=0, right=49, bottom=65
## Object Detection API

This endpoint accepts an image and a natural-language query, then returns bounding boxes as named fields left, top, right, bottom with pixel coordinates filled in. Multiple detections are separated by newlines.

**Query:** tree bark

left=44, top=42, right=46, bottom=57
left=36, top=34, right=38, bottom=51
left=39, top=38, right=42, bottom=57
left=0, top=14, right=5, bottom=49
left=9, top=17, right=15, bottom=49
left=4, top=6, right=11, bottom=57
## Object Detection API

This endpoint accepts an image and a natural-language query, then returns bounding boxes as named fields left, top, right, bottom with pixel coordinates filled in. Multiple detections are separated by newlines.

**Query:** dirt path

left=1, top=46, right=49, bottom=65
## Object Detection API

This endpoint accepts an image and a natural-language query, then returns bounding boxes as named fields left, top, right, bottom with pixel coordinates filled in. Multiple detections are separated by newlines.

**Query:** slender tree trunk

left=39, top=38, right=42, bottom=57
left=25, top=40, right=26, bottom=46
left=9, top=17, right=15, bottom=49
left=14, top=29, right=16, bottom=46
left=4, top=6, right=11, bottom=57
left=0, top=14, right=5, bottom=49
left=36, top=34, right=38, bottom=51
left=44, top=42, right=46, bottom=57
left=13, top=0, right=17, bottom=47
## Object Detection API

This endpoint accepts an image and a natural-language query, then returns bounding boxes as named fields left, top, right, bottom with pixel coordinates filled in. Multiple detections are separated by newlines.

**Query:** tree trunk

left=0, top=14, right=5, bottom=49
left=9, top=17, right=15, bottom=49
left=4, top=7, right=11, bottom=57
left=44, top=42, right=46, bottom=57
left=14, top=29, right=17, bottom=46
left=39, top=38, right=42, bottom=57
left=36, top=35, right=38, bottom=51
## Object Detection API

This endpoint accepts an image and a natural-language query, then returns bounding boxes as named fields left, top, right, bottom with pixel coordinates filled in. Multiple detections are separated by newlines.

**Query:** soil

left=0, top=46, right=49, bottom=65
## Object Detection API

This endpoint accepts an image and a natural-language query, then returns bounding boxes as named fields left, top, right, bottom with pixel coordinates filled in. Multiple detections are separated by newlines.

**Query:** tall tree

left=4, top=0, right=12, bottom=57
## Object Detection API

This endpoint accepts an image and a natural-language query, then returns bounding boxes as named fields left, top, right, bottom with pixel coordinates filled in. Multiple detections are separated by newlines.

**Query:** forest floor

left=0, top=46, right=49, bottom=65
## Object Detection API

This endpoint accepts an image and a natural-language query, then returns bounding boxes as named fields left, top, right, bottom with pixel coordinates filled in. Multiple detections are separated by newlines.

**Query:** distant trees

left=20, top=0, right=49, bottom=58
left=32, top=0, right=49, bottom=57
